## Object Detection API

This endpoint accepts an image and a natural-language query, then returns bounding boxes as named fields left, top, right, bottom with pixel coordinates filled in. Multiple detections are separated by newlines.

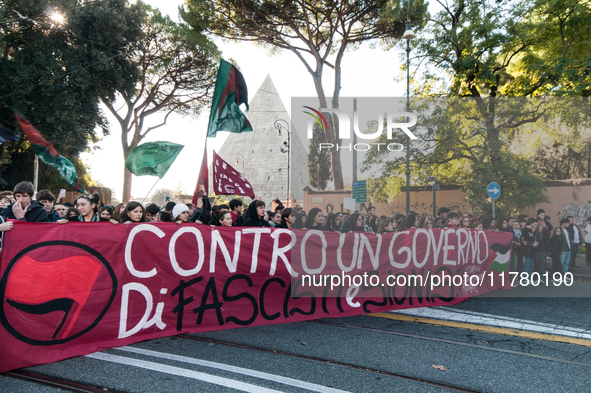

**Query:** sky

left=80, top=1, right=410, bottom=201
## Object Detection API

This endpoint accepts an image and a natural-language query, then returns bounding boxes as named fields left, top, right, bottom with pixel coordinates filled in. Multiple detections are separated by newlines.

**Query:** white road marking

left=391, top=306, right=591, bottom=340
left=86, top=352, right=283, bottom=393
left=114, top=346, right=350, bottom=393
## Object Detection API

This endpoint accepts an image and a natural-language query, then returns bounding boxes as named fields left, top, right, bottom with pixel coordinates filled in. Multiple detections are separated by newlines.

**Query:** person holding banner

left=100, top=205, right=114, bottom=220
left=303, top=208, right=331, bottom=231
left=0, top=181, right=48, bottom=222
left=0, top=215, right=13, bottom=250
left=120, top=202, right=147, bottom=224
left=269, top=211, right=282, bottom=227
left=173, top=204, right=190, bottom=224
left=346, top=213, right=365, bottom=232
left=36, top=189, right=60, bottom=222
left=276, top=208, right=294, bottom=229
left=229, top=199, right=244, bottom=225
left=217, top=210, right=234, bottom=227
left=377, top=219, right=395, bottom=233
left=59, top=193, right=116, bottom=224
left=242, top=200, right=270, bottom=227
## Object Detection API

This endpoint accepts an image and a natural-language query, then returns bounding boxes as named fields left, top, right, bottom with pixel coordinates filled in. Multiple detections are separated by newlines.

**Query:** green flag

left=14, top=111, right=85, bottom=193
left=125, top=141, right=184, bottom=178
left=207, top=59, right=253, bottom=138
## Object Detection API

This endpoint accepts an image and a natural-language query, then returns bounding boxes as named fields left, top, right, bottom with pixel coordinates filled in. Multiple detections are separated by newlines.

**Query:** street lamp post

left=275, top=119, right=291, bottom=207
left=429, top=176, right=438, bottom=217
left=403, top=7, right=415, bottom=216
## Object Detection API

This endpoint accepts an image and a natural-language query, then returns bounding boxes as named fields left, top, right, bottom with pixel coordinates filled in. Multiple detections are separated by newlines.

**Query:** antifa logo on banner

left=0, top=241, right=117, bottom=345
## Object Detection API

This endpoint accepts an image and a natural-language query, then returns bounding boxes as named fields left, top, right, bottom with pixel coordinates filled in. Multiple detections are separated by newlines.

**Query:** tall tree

left=182, top=0, right=427, bottom=190
left=0, top=0, right=144, bottom=190
left=101, top=5, right=219, bottom=202
left=307, top=123, right=332, bottom=189
left=364, top=0, right=590, bottom=214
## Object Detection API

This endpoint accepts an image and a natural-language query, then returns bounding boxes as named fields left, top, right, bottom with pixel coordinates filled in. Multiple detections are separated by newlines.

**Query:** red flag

left=192, top=149, right=209, bottom=205
left=14, top=112, right=59, bottom=158
left=212, top=151, right=255, bottom=198
left=5, top=255, right=102, bottom=339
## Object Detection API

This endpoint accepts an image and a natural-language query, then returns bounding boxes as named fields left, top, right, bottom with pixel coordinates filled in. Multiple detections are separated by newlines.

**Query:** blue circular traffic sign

left=487, top=182, right=501, bottom=199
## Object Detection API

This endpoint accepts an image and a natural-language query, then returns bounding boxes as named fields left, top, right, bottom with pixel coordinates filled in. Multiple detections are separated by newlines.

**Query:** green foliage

left=307, top=123, right=332, bottom=190
left=505, top=0, right=591, bottom=97
left=103, top=4, right=219, bottom=201
left=364, top=0, right=590, bottom=213
left=0, top=0, right=145, bottom=190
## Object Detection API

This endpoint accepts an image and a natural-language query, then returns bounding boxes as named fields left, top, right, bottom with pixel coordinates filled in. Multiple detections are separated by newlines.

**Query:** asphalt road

left=2, top=261, right=591, bottom=392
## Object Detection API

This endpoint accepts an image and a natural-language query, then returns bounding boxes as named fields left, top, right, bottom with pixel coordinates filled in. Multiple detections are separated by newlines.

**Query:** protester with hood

left=242, top=200, right=270, bottom=227
left=0, top=181, right=48, bottom=222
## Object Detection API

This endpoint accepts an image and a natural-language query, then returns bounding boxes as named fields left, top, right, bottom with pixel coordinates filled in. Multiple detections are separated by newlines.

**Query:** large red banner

left=0, top=222, right=512, bottom=372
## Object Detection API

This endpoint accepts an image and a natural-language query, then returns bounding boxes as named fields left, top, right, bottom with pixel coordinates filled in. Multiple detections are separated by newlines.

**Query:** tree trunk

left=310, top=74, right=345, bottom=190
left=122, top=165, right=132, bottom=203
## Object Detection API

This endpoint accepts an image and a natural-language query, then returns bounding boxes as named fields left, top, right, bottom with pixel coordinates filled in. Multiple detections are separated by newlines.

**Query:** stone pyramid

left=215, top=75, right=307, bottom=205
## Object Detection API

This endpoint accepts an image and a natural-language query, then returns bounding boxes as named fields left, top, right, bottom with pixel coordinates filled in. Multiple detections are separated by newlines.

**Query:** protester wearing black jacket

left=1, top=200, right=47, bottom=222
left=275, top=208, right=293, bottom=229
left=0, top=181, right=48, bottom=222
left=242, top=200, right=270, bottom=227
left=303, top=208, right=332, bottom=231
left=549, top=227, right=563, bottom=275
left=566, top=216, right=582, bottom=270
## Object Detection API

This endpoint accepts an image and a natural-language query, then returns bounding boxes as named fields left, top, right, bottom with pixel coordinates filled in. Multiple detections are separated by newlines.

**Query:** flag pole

left=141, top=177, right=160, bottom=204
left=33, top=154, right=39, bottom=194
left=200, top=138, right=208, bottom=188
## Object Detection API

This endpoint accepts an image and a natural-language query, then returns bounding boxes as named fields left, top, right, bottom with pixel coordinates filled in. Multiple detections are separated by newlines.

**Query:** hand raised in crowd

left=123, top=221, right=132, bottom=225
left=110, top=219, right=118, bottom=225
left=57, top=219, right=68, bottom=225
left=0, top=221, right=14, bottom=231
left=12, top=201, right=29, bottom=219
left=176, top=220, right=182, bottom=225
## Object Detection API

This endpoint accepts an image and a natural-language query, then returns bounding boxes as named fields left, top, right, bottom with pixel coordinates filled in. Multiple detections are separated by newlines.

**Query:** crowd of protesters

left=1, top=181, right=589, bottom=284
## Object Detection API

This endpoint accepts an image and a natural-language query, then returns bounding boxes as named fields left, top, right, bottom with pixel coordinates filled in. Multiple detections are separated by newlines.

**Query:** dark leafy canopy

left=0, top=0, right=144, bottom=190
left=103, top=5, right=219, bottom=202
left=182, top=0, right=428, bottom=190
left=364, top=0, right=591, bottom=215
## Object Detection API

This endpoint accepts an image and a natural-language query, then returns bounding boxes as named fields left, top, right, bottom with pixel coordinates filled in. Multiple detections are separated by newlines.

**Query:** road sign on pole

left=487, top=182, right=501, bottom=199
left=352, top=180, right=367, bottom=204
left=487, top=182, right=501, bottom=219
